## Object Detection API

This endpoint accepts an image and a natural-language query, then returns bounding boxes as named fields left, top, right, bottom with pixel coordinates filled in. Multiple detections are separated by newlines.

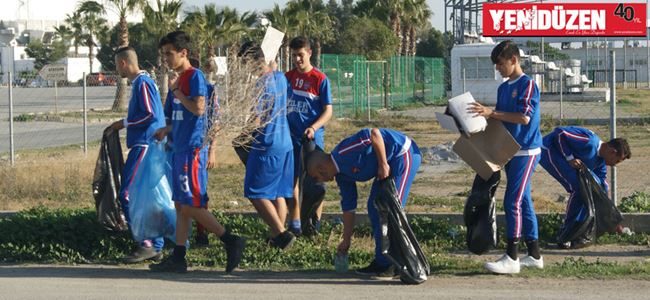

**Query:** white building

left=0, top=45, right=35, bottom=83
left=0, top=19, right=102, bottom=84
left=451, top=43, right=503, bottom=105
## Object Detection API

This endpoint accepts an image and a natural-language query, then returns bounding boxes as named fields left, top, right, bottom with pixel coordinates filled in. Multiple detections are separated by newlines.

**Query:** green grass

left=9, top=109, right=124, bottom=123
left=2, top=206, right=649, bottom=279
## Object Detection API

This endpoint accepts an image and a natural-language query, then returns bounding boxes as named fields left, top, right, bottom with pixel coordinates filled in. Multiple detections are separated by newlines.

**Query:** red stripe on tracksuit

left=544, top=149, right=579, bottom=220
left=191, top=148, right=202, bottom=207
left=126, top=83, right=154, bottom=126
left=124, top=146, right=148, bottom=201
left=522, top=80, right=533, bottom=115
left=397, top=150, right=411, bottom=205
left=514, top=154, right=537, bottom=238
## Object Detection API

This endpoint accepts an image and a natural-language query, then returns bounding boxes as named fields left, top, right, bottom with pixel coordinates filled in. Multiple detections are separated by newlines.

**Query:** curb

left=1, top=211, right=649, bottom=233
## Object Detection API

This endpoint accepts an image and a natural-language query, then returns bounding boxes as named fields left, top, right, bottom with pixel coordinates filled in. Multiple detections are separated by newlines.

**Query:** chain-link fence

left=321, top=54, right=446, bottom=118
left=2, top=51, right=647, bottom=208
left=0, top=71, right=131, bottom=210
left=449, top=49, right=650, bottom=204
left=0, top=71, right=126, bottom=161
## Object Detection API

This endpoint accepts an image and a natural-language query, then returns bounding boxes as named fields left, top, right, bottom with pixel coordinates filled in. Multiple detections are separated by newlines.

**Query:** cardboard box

left=435, top=112, right=520, bottom=180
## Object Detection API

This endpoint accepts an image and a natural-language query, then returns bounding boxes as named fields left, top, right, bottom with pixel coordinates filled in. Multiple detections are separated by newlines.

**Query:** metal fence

left=2, top=51, right=648, bottom=206
left=0, top=71, right=127, bottom=163
left=320, top=54, right=446, bottom=118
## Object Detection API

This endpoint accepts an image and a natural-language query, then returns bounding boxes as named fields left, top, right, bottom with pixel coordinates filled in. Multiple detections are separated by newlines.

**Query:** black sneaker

left=122, top=246, right=163, bottom=264
left=149, top=256, right=187, bottom=273
left=271, top=231, right=296, bottom=250
left=224, top=236, right=246, bottom=273
left=289, top=226, right=302, bottom=237
left=557, top=241, right=571, bottom=249
left=570, top=237, right=593, bottom=249
left=355, top=260, right=395, bottom=278
left=194, top=233, right=210, bottom=248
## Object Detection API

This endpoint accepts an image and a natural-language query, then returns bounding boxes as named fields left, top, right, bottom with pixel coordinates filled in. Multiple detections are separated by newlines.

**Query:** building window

left=460, top=56, right=495, bottom=79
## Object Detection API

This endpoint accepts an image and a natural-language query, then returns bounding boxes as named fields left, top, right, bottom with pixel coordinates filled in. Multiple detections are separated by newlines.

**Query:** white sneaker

left=485, top=254, right=520, bottom=274
left=520, top=255, right=544, bottom=269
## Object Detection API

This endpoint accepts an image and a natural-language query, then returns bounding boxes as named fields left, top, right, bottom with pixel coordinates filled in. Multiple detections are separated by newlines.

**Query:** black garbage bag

left=233, top=143, right=249, bottom=165
left=299, top=136, right=326, bottom=236
left=374, top=178, right=430, bottom=285
left=464, top=171, right=500, bottom=255
left=92, top=128, right=128, bottom=232
left=578, top=168, right=623, bottom=237
left=556, top=172, right=596, bottom=244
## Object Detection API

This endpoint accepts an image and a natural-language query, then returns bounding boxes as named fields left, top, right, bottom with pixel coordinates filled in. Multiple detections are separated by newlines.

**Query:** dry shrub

left=207, top=50, right=280, bottom=152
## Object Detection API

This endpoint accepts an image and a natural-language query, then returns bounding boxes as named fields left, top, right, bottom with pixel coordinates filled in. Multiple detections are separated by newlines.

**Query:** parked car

left=86, top=72, right=118, bottom=86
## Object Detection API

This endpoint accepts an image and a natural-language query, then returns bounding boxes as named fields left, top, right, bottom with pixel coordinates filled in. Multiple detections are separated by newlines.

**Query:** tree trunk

left=285, top=44, right=291, bottom=72
left=157, top=53, right=169, bottom=104
left=409, top=26, right=417, bottom=56
left=118, top=17, right=129, bottom=48
left=314, top=39, right=322, bottom=68
left=113, top=16, right=130, bottom=112
left=401, top=26, right=410, bottom=56
left=88, top=40, right=94, bottom=74
left=390, top=14, right=402, bottom=55
left=206, top=45, right=216, bottom=83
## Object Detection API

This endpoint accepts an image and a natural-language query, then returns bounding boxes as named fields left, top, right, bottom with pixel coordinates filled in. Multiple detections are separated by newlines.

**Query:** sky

left=2, top=0, right=648, bottom=34
left=1, top=0, right=445, bottom=31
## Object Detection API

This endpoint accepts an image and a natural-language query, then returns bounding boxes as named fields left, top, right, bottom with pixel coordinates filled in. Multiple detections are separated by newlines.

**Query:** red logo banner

left=482, top=2, right=647, bottom=37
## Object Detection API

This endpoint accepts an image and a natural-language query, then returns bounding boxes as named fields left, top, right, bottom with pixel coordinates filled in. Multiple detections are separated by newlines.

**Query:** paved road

left=0, top=121, right=109, bottom=153
left=0, top=264, right=648, bottom=300
left=0, top=86, right=117, bottom=118
left=0, top=86, right=117, bottom=153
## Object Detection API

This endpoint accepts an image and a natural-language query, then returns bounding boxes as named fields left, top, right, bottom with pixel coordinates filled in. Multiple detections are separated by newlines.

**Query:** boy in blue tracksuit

left=109, top=46, right=166, bottom=263
left=285, top=36, right=333, bottom=235
left=540, top=126, right=630, bottom=248
left=307, top=128, right=421, bottom=278
left=239, top=41, right=297, bottom=250
left=469, top=40, right=543, bottom=274
left=150, top=31, right=245, bottom=273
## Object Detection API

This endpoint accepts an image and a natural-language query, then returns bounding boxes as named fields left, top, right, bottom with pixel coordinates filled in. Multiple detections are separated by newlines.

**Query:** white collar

left=507, top=73, right=526, bottom=85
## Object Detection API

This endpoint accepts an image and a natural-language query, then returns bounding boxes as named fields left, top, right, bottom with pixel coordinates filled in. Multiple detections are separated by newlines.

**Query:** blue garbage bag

left=128, top=140, right=176, bottom=242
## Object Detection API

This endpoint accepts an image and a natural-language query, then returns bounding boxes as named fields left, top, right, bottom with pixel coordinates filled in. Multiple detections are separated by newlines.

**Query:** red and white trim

left=396, top=149, right=412, bottom=204
left=514, top=154, right=537, bottom=237
left=338, top=138, right=371, bottom=155
left=522, top=79, right=534, bottom=116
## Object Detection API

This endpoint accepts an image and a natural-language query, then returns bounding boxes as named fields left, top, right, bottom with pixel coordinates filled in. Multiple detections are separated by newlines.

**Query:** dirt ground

left=454, top=244, right=650, bottom=265
left=1, top=259, right=649, bottom=300
left=380, top=106, right=650, bottom=213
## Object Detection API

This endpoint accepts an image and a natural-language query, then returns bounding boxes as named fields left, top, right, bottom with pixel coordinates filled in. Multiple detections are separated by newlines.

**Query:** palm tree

left=381, top=0, right=405, bottom=55
left=143, top=0, right=182, bottom=102
left=53, top=25, right=73, bottom=49
left=353, top=0, right=404, bottom=55
left=264, top=4, right=294, bottom=71
left=63, top=12, right=84, bottom=57
left=183, top=6, right=255, bottom=81
left=104, top=0, right=147, bottom=111
left=286, top=0, right=334, bottom=68
left=402, top=0, right=431, bottom=56
left=181, top=9, right=207, bottom=63
left=77, top=1, right=108, bottom=75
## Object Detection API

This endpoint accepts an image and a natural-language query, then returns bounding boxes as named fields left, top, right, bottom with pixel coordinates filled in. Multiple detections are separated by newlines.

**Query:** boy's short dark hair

left=114, top=46, right=135, bottom=59
left=189, top=58, right=200, bottom=68
left=491, top=40, right=520, bottom=64
left=289, top=36, right=311, bottom=50
left=159, top=31, right=192, bottom=53
left=608, top=138, right=631, bottom=159
left=237, top=41, right=264, bottom=62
